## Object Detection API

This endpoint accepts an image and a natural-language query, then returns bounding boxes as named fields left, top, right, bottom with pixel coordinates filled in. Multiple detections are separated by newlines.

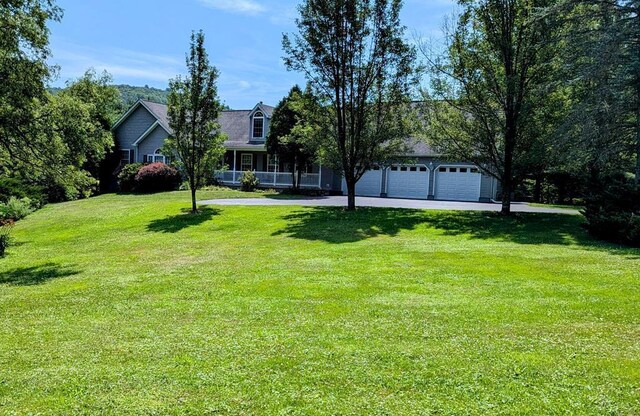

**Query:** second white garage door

left=387, top=165, right=430, bottom=199
left=435, top=166, right=481, bottom=201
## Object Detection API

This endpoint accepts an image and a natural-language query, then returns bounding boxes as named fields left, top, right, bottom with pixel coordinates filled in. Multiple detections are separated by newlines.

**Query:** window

left=449, top=168, right=458, bottom=173
left=460, top=168, right=468, bottom=173
left=252, top=111, right=264, bottom=139
left=439, top=167, right=447, bottom=172
left=121, top=149, right=132, bottom=164
left=419, top=167, right=428, bottom=172
left=400, top=166, right=408, bottom=172
left=391, top=166, right=398, bottom=171
left=147, top=149, right=166, bottom=163
left=410, top=166, right=417, bottom=172
left=268, top=155, right=279, bottom=172
left=241, top=154, right=253, bottom=171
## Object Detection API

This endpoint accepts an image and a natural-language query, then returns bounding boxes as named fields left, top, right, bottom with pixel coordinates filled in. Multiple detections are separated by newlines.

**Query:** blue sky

left=48, top=0, right=456, bottom=109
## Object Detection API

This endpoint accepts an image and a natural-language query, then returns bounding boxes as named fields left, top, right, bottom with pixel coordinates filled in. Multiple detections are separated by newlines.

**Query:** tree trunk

left=533, top=174, right=543, bottom=203
left=502, top=132, right=515, bottom=215
left=346, top=179, right=356, bottom=211
left=636, top=93, right=640, bottom=184
left=190, top=184, right=197, bottom=214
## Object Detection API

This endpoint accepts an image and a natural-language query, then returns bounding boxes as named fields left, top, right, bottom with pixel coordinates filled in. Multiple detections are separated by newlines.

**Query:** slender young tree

left=266, top=85, right=316, bottom=192
left=423, top=0, right=555, bottom=214
left=165, top=31, right=225, bottom=213
left=283, top=0, right=417, bottom=210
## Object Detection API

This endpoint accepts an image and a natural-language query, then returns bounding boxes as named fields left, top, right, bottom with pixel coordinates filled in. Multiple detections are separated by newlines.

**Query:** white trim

left=251, top=112, right=265, bottom=139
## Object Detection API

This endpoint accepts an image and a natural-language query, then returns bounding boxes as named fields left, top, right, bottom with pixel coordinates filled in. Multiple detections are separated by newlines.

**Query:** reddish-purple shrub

left=134, top=163, right=181, bottom=193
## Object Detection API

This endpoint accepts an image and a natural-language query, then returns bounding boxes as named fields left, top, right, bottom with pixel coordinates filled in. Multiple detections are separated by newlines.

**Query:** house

left=112, top=100, right=499, bottom=202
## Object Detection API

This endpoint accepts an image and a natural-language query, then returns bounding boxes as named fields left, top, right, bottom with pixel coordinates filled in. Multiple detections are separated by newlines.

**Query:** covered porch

left=217, top=150, right=323, bottom=189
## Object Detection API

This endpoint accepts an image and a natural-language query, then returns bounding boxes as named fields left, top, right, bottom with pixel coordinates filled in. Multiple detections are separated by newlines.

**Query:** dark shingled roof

left=133, top=100, right=438, bottom=155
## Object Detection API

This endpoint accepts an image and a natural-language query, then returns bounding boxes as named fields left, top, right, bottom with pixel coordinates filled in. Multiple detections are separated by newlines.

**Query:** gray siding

left=137, top=126, right=170, bottom=162
left=114, top=106, right=156, bottom=150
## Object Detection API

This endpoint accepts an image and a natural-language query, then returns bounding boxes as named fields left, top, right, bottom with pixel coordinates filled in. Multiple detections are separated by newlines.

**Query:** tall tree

left=266, top=85, right=317, bottom=192
left=552, top=0, right=639, bottom=182
left=165, top=31, right=226, bottom=214
left=0, top=0, right=62, bottom=170
left=423, top=0, right=555, bottom=214
left=283, top=0, right=417, bottom=210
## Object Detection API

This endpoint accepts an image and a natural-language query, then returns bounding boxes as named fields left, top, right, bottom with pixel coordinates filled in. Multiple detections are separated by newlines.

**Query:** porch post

left=233, top=149, right=237, bottom=183
left=318, top=162, right=322, bottom=189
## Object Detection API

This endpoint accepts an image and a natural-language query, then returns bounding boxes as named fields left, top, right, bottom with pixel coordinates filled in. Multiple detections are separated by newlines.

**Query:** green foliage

left=117, top=163, right=144, bottom=192
left=423, top=0, right=557, bottom=214
left=0, top=176, right=45, bottom=207
left=583, top=173, right=640, bottom=247
left=165, top=31, right=226, bottom=212
left=239, top=171, right=260, bottom=192
left=114, top=84, right=170, bottom=107
left=283, top=0, right=417, bottom=209
left=134, top=163, right=181, bottom=193
left=0, top=197, right=34, bottom=222
left=0, top=0, right=62, bottom=170
left=266, top=85, right=317, bottom=190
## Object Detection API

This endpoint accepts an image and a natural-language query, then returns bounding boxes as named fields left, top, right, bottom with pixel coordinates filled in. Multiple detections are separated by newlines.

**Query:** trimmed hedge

left=134, top=163, right=182, bottom=193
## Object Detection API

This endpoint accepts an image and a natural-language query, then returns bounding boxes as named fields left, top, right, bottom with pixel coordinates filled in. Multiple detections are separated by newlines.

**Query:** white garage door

left=387, top=165, right=430, bottom=199
left=435, top=166, right=481, bottom=201
left=342, top=168, right=383, bottom=197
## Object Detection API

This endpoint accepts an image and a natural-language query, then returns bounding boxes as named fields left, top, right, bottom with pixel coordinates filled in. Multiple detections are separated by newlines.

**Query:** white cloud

left=49, top=42, right=183, bottom=87
left=197, top=0, right=266, bottom=15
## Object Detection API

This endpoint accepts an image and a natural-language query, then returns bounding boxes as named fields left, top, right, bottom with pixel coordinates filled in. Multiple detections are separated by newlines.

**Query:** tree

left=283, top=0, right=417, bottom=210
left=266, top=85, right=317, bottom=192
left=59, top=70, right=122, bottom=191
left=0, top=0, right=62, bottom=171
left=165, top=31, right=226, bottom=213
left=423, top=0, right=556, bottom=214
left=551, top=0, right=639, bottom=182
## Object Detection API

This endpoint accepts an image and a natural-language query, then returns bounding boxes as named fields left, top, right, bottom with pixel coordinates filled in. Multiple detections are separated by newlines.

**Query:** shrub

left=117, top=163, right=144, bottom=192
left=0, top=221, right=14, bottom=257
left=583, top=173, right=640, bottom=247
left=134, top=163, right=182, bottom=193
left=0, top=197, right=34, bottom=222
left=239, top=171, right=260, bottom=192
left=0, top=177, right=45, bottom=207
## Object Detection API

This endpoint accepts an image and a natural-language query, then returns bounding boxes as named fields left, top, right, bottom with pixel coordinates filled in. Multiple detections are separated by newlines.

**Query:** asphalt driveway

left=200, top=195, right=581, bottom=215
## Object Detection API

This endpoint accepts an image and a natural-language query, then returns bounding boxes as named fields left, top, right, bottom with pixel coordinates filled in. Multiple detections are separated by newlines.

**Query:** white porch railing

left=216, top=170, right=322, bottom=188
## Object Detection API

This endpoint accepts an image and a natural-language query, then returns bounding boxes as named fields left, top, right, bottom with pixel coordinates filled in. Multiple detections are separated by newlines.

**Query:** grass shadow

left=272, top=207, right=640, bottom=256
left=147, top=207, right=221, bottom=233
left=0, top=263, right=80, bottom=286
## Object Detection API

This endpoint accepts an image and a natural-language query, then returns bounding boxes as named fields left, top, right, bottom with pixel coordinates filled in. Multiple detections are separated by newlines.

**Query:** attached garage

left=435, top=166, right=482, bottom=201
left=342, top=168, right=383, bottom=197
left=386, top=165, right=430, bottom=199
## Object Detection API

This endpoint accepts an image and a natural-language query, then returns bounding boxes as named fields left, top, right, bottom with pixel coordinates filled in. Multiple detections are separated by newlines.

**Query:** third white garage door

left=386, top=165, right=430, bottom=199
left=435, top=166, right=481, bottom=201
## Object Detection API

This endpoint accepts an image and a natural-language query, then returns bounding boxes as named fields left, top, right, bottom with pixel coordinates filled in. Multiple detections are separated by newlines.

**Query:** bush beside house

left=133, top=163, right=182, bottom=193
left=239, top=171, right=260, bottom=192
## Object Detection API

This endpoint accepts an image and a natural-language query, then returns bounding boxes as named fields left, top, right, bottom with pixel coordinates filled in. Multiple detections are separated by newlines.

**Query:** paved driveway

left=200, top=196, right=580, bottom=215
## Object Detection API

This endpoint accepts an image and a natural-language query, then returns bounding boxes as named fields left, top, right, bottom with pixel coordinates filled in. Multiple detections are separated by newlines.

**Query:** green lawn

left=1, top=190, right=639, bottom=415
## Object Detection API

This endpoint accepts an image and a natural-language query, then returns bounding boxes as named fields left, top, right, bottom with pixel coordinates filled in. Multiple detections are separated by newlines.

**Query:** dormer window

left=252, top=111, right=264, bottom=139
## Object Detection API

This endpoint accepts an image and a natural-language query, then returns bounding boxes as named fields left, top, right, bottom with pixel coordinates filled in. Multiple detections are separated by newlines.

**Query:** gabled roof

left=250, top=102, right=274, bottom=118
left=111, top=99, right=171, bottom=133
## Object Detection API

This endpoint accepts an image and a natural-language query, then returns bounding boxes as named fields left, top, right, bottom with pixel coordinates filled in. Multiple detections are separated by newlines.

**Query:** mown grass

left=0, top=190, right=638, bottom=415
